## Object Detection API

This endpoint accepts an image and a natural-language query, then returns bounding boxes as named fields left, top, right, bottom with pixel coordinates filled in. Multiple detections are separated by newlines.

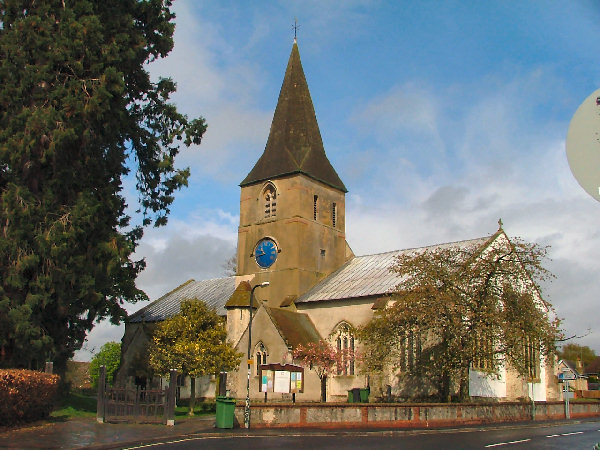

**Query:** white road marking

left=561, top=431, right=584, bottom=436
left=125, top=437, right=224, bottom=449
left=546, top=434, right=561, bottom=438
left=485, top=439, right=531, bottom=447
left=124, top=434, right=336, bottom=449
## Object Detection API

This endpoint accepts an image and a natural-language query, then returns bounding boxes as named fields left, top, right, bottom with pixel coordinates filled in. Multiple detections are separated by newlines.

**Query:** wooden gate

left=96, top=367, right=177, bottom=425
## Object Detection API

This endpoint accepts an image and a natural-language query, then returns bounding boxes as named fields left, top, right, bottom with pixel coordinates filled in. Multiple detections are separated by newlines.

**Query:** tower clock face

left=254, top=238, right=278, bottom=268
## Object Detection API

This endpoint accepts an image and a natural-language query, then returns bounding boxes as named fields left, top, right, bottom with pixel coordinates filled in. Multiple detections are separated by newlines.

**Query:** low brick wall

left=233, top=401, right=600, bottom=429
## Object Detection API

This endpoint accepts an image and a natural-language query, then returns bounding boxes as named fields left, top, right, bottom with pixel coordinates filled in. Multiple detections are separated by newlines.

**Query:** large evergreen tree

left=0, top=0, right=206, bottom=373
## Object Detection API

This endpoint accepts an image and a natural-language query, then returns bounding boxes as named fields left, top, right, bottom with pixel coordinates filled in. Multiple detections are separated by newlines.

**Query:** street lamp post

left=244, top=281, right=269, bottom=429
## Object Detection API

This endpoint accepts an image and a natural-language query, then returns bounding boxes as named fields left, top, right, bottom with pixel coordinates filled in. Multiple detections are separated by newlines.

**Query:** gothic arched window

left=254, top=342, right=268, bottom=375
left=263, top=183, right=277, bottom=218
left=333, top=323, right=355, bottom=376
left=399, top=329, right=422, bottom=373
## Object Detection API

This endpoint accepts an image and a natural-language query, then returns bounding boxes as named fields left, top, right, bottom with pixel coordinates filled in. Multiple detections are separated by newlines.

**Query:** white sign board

left=558, top=371, right=576, bottom=381
left=274, top=370, right=290, bottom=393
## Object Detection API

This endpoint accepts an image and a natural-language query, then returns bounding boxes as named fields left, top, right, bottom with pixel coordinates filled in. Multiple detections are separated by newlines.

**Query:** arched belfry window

left=332, top=322, right=355, bottom=376
left=255, top=342, right=268, bottom=374
left=263, top=183, right=277, bottom=218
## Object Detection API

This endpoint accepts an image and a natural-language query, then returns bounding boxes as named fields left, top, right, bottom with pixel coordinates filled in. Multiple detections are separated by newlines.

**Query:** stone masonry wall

left=232, top=401, right=600, bottom=429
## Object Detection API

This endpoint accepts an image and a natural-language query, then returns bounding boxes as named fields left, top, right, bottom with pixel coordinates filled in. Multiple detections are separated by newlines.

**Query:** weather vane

left=293, top=18, right=300, bottom=41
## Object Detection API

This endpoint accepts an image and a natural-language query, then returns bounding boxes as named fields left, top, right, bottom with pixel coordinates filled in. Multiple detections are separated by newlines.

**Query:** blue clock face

left=255, top=238, right=278, bottom=268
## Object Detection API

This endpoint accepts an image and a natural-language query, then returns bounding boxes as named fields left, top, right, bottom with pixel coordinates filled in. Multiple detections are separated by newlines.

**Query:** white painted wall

left=469, top=366, right=507, bottom=398
left=531, top=362, right=547, bottom=401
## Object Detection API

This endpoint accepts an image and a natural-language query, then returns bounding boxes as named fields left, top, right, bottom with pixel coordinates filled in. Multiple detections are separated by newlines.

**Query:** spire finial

left=498, top=218, right=503, bottom=230
left=293, top=18, right=299, bottom=42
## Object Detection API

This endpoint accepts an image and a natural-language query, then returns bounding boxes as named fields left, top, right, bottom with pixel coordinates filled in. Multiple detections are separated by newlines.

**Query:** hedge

left=0, top=369, right=60, bottom=425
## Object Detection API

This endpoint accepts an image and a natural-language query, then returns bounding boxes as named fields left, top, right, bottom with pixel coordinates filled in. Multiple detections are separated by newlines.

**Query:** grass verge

left=174, top=400, right=216, bottom=417
left=51, top=391, right=97, bottom=419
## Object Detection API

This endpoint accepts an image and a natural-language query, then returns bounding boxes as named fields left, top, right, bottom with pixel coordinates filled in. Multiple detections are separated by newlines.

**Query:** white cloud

left=134, top=210, right=238, bottom=299
left=180, top=104, right=271, bottom=183
left=74, top=321, right=125, bottom=363
left=144, top=1, right=273, bottom=185
left=356, top=83, right=440, bottom=137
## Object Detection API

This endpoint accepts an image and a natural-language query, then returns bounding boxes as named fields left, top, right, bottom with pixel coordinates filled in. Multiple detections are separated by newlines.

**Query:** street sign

left=558, top=371, right=576, bottom=381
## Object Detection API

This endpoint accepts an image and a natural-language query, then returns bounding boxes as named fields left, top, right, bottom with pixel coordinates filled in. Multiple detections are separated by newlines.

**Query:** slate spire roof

left=240, top=40, right=347, bottom=192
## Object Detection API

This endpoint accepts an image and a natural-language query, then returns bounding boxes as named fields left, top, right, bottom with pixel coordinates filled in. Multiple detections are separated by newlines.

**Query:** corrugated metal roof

left=128, top=277, right=235, bottom=322
left=296, top=236, right=491, bottom=304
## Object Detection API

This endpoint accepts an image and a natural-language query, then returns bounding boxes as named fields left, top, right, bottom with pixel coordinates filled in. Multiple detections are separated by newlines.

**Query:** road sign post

left=564, top=379, right=570, bottom=419
left=559, top=369, right=575, bottom=419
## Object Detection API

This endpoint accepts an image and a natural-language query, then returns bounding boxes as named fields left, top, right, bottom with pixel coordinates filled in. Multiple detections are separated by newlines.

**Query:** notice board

left=258, top=363, right=304, bottom=393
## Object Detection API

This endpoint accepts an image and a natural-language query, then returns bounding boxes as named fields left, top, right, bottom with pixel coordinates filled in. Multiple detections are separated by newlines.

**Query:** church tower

left=236, top=40, right=353, bottom=307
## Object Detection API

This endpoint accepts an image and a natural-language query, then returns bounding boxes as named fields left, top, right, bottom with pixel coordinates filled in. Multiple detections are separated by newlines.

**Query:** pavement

left=0, top=415, right=220, bottom=449
left=2, top=415, right=599, bottom=450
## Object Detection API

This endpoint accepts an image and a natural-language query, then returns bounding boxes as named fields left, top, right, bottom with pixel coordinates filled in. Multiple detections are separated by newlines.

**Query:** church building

left=117, top=40, right=559, bottom=403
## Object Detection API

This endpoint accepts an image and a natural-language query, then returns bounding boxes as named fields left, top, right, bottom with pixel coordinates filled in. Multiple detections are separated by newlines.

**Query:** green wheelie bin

left=215, top=396, right=236, bottom=428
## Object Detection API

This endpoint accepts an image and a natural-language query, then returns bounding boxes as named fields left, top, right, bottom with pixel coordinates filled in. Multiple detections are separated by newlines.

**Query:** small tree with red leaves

left=293, top=340, right=342, bottom=402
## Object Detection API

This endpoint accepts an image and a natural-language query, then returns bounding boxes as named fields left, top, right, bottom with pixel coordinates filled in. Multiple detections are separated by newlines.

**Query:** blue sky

left=76, top=0, right=600, bottom=360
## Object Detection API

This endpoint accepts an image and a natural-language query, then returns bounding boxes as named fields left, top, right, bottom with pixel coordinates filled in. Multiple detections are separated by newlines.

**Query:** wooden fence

left=96, top=366, right=177, bottom=426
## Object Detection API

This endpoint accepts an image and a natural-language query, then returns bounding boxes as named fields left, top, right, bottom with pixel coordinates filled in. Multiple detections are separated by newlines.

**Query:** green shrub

left=0, top=369, right=59, bottom=425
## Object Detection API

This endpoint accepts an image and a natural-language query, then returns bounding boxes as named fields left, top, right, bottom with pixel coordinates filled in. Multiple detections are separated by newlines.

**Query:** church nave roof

left=296, top=236, right=491, bottom=304
left=128, top=277, right=235, bottom=323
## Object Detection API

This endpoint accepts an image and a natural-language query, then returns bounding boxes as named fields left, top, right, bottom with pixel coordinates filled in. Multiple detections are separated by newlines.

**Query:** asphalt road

left=123, top=419, right=600, bottom=449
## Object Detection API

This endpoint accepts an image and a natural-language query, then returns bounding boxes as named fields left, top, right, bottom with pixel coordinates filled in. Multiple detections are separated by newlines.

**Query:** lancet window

left=472, top=333, right=495, bottom=372
left=399, top=330, right=422, bottom=373
left=524, top=337, right=540, bottom=381
left=334, top=323, right=355, bottom=376
left=255, top=342, right=268, bottom=375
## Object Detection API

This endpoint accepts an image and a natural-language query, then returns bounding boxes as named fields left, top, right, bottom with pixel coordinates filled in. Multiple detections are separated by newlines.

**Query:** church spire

left=240, top=41, right=347, bottom=192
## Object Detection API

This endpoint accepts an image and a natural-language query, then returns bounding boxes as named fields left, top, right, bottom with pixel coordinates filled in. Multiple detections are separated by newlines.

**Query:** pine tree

left=0, top=0, right=206, bottom=373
